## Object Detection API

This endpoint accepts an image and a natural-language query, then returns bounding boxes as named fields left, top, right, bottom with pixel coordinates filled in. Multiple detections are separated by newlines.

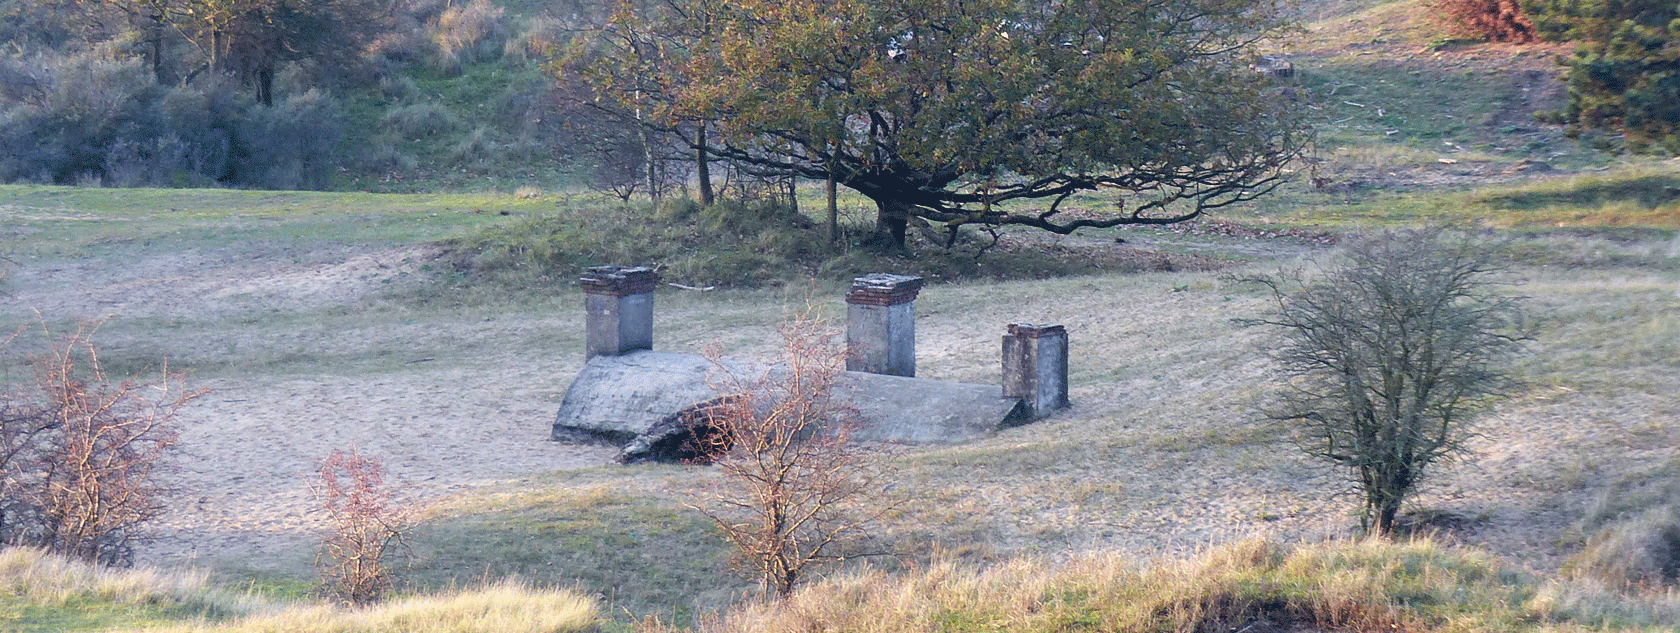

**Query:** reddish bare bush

left=1433, top=0, right=1536, bottom=43
left=0, top=323, right=202, bottom=566
left=314, top=448, right=414, bottom=605
left=689, top=305, right=887, bottom=598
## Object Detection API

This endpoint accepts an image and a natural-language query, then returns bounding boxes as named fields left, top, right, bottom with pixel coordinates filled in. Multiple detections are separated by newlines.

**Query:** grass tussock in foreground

left=696, top=538, right=1680, bottom=633
left=0, top=547, right=251, bottom=632
left=0, top=548, right=598, bottom=633
left=160, top=581, right=599, bottom=633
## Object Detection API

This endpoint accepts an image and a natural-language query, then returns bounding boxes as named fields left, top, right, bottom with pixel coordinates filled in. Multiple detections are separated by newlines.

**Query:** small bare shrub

left=0, top=324, right=202, bottom=566
left=314, top=448, right=414, bottom=605
left=1432, top=0, right=1536, bottom=42
left=1246, top=229, right=1533, bottom=536
left=689, top=304, right=886, bottom=598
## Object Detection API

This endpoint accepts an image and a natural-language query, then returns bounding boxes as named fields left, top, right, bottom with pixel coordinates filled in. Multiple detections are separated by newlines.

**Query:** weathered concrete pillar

left=845, top=273, right=922, bottom=377
left=581, top=265, right=660, bottom=359
left=1002, top=323, right=1069, bottom=417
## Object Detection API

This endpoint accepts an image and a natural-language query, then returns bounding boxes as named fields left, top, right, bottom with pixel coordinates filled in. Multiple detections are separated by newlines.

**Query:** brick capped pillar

left=581, top=265, right=660, bottom=359
left=845, top=273, right=923, bottom=377
left=1002, top=323, right=1069, bottom=417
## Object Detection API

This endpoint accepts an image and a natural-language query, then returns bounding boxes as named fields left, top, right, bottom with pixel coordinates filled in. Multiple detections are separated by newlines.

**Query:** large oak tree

left=568, top=0, right=1310, bottom=246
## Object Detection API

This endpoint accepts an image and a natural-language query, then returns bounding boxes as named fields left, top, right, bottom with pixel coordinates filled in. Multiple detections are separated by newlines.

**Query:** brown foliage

left=314, top=448, right=414, bottom=605
left=0, top=323, right=202, bottom=566
left=1434, top=0, right=1537, bottom=43
left=689, top=305, right=885, bottom=598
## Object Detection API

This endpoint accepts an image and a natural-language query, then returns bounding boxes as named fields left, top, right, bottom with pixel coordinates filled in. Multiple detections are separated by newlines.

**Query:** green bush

left=1523, top=0, right=1680, bottom=152
left=0, top=48, right=345, bottom=189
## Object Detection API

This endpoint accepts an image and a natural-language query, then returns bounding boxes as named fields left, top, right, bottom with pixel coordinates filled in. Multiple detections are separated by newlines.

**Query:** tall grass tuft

left=1, top=547, right=599, bottom=633
left=1567, top=504, right=1680, bottom=587
left=170, top=581, right=598, bottom=633
left=0, top=547, right=244, bottom=614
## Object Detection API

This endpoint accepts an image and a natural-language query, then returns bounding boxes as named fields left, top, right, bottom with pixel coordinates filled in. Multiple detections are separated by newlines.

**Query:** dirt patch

left=6, top=242, right=445, bottom=322
left=155, top=370, right=615, bottom=573
left=3, top=242, right=618, bottom=573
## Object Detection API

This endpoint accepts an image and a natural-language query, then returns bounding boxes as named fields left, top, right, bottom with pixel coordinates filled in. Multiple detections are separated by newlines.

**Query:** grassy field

left=2, top=1, right=1680, bottom=631
left=2, top=173, right=1676, bottom=630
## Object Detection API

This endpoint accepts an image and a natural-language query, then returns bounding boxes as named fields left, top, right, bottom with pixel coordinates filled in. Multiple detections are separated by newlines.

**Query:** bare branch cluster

left=690, top=305, right=884, bottom=598
left=0, top=323, right=202, bottom=566
left=313, top=448, right=414, bottom=605
left=1246, top=229, right=1533, bottom=536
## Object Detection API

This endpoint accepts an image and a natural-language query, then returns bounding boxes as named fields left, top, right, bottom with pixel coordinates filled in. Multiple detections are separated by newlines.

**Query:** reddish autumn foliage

left=313, top=448, right=413, bottom=605
left=1436, top=0, right=1537, bottom=43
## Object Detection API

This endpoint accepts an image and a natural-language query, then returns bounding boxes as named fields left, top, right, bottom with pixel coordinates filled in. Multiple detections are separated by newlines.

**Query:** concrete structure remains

left=581, top=266, right=659, bottom=359
left=1002, top=323, right=1070, bottom=418
left=845, top=273, right=922, bottom=377
left=552, top=269, right=1071, bottom=463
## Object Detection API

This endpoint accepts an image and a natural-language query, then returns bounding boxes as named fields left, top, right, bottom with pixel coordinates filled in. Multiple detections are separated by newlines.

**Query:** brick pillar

left=1002, top=323, right=1069, bottom=417
left=581, top=265, right=660, bottom=359
left=845, top=273, right=922, bottom=377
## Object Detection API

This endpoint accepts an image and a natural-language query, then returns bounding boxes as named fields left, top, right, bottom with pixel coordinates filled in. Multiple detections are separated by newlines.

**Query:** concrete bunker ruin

left=552, top=266, right=1070, bottom=463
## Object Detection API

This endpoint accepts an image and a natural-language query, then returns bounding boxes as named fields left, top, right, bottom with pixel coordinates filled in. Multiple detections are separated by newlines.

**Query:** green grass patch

left=0, top=596, right=207, bottom=633
left=1249, top=168, right=1680, bottom=237
left=408, top=468, right=739, bottom=627
left=0, top=184, right=564, bottom=260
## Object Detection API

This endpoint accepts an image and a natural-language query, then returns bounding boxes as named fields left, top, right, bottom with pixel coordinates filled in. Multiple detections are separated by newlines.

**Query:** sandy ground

left=5, top=243, right=621, bottom=573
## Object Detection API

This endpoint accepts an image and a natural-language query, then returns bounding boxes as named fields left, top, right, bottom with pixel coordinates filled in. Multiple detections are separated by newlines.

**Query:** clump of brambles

left=0, top=324, right=202, bottom=566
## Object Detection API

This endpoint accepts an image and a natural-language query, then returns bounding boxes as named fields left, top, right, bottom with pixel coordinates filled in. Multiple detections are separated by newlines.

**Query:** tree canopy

left=567, top=0, right=1310, bottom=246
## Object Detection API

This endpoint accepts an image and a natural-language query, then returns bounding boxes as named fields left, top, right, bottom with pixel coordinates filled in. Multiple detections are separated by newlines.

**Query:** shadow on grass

left=405, top=476, right=741, bottom=627
left=1478, top=174, right=1680, bottom=212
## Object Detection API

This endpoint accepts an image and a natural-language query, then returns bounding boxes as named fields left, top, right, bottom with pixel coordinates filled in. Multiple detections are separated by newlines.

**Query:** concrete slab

left=552, top=350, right=1026, bottom=462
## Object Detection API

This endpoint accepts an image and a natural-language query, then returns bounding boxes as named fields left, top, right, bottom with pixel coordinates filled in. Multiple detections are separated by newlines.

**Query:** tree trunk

left=786, top=177, right=798, bottom=216
left=826, top=167, right=838, bottom=245
left=255, top=66, right=274, bottom=107
left=1374, top=500, right=1400, bottom=537
left=642, top=128, right=657, bottom=202
left=147, top=15, right=166, bottom=84
left=635, top=99, right=658, bottom=202
left=696, top=124, right=714, bottom=205
left=875, top=198, right=909, bottom=248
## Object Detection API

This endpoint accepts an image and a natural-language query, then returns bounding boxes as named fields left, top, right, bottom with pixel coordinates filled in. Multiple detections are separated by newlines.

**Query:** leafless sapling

left=314, top=448, right=414, bottom=605
left=690, top=305, right=885, bottom=598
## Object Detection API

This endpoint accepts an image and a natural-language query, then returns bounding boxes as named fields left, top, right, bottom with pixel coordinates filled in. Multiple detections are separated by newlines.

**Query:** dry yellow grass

left=0, top=548, right=598, bottom=633
left=0, top=547, right=247, bottom=612
left=695, top=537, right=1680, bottom=633
left=163, top=582, right=598, bottom=633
